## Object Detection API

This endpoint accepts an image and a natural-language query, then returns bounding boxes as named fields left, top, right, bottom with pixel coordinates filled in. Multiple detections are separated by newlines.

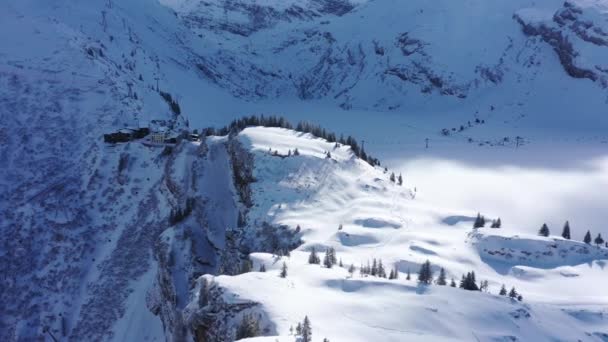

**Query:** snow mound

left=471, top=231, right=608, bottom=269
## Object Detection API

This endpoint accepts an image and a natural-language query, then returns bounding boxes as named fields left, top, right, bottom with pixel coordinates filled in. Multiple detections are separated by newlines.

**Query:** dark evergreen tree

left=302, top=316, right=312, bottom=342
left=417, top=260, right=433, bottom=284
left=308, top=247, right=320, bottom=264
left=450, top=278, right=456, bottom=287
left=436, top=268, right=447, bottom=286
left=390, top=172, right=396, bottom=182
left=348, top=264, right=356, bottom=276
left=280, top=262, right=288, bottom=278
left=293, top=148, right=300, bottom=156
left=491, top=218, right=502, bottom=228
left=259, top=263, right=266, bottom=272
left=508, top=287, right=518, bottom=299
left=389, top=269, right=395, bottom=280
left=460, top=272, right=479, bottom=291
left=398, top=173, right=403, bottom=185
left=595, top=233, right=604, bottom=246
left=378, top=259, right=387, bottom=278
left=295, top=323, right=302, bottom=335
left=499, top=284, right=507, bottom=296
left=517, top=294, right=523, bottom=301
left=339, top=258, right=343, bottom=267
left=473, top=213, right=485, bottom=228
left=538, top=223, right=550, bottom=237
left=562, top=221, right=571, bottom=239
left=406, top=268, right=411, bottom=280
left=584, top=230, right=592, bottom=244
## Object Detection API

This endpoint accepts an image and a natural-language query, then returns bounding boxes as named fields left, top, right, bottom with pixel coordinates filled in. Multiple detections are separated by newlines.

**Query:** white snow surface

left=202, top=127, right=608, bottom=342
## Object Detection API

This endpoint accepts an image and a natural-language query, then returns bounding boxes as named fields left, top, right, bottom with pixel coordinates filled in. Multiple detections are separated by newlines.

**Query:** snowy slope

left=1, top=0, right=608, bottom=341
left=184, top=127, right=608, bottom=341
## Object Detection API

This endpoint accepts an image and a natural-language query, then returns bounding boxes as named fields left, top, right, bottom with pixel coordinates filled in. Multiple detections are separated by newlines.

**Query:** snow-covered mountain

left=1, top=0, right=608, bottom=341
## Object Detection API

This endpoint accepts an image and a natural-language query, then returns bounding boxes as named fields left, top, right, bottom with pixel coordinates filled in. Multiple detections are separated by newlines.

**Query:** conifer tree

left=339, top=258, right=343, bottom=267
left=329, top=247, right=337, bottom=265
left=293, top=148, right=300, bottom=156
left=499, top=284, right=507, bottom=296
left=280, top=262, right=288, bottom=278
left=417, top=260, right=433, bottom=284
left=437, top=268, right=447, bottom=285
left=473, top=213, right=485, bottom=228
left=595, top=233, right=604, bottom=246
left=390, top=172, right=396, bottom=182
left=406, top=268, right=411, bottom=280
left=295, top=323, right=302, bottom=335
left=302, top=316, right=312, bottom=342
left=562, top=221, right=571, bottom=239
left=584, top=230, right=592, bottom=244
left=389, top=269, right=395, bottom=280
left=378, top=259, right=386, bottom=278
left=308, top=247, right=320, bottom=264
left=491, top=218, right=502, bottom=228
left=508, top=287, right=518, bottom=299
left=259, top=263, right=266, bottom=272
left=450, top=278, right=456, bottom=287
left=538, top=223, right=550, bottom=237
left=393, top=265, right=399, bottom=279
left=348, top=264, right=356, bottom=276
left=398, top=173, right=403, bottom=185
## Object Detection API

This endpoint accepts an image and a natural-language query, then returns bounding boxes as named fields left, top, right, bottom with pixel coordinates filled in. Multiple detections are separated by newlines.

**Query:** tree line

left=202, top=115, right=381, bottom=166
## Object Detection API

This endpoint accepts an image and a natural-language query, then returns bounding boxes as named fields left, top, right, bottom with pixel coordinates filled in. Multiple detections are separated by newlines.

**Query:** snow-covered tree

left=450, top=278, right=456, bottom=287
left=280, top=262, right=288, bottom=278
left=491, top=218, right=502, bottom=228
left=508, top=287, right=518, bottom=299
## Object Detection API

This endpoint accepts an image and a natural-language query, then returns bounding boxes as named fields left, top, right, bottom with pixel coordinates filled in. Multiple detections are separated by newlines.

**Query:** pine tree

left=339, top=258, right=343, bottom=267
left=302, top=316, right=312, bottom=342
left=499, top=284, right=507, bottom=296
left=538, top=223, right=550, bottom=237
left=594, top=233, right=604, bottom=246
left=473, top=213, right=485, bottom=228
left=491, top=218, right=502, bottom=228
left=329, top=247, right=337, bottom=265
left=584, top=230, right=592, bottom=244
left=562, top=221, right=571, bottom=239
left=389, top=269, right=395, bottom=280
left=406, top=268, right=411, bottom=280
left=417, top=260, right=433, bottom=284
left=371, top=259, right=378, bottom=276
left=517, top=294, right=523, bottom=301
left=308, top=247, right=320, bottom=264
left=293, top=148, right=300, bottom=156
left=323, top=249, right=333, bottom=268
left=378, top=259, right=386, bottom=278
left=393, top=265, right=399, bottom=279
left=296, top=323, right=302, bottom=335
left=508, top=287, right=518, bottom=299
left=437, top=268, right=447, bottom=285
left=390, top=172, right=396, bottom=182
left=259, top=263, right=266, bottom=272
left=280, top=262, right=288, bottom=278
left=398, top=173, right=403, bottom=185
left=348, top=264, right=356, bottom=276
left=450, top=278, right=456, bottom=287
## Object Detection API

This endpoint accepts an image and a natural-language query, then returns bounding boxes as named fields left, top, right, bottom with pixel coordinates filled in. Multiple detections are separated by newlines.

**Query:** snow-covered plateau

left=1, top=0, right=608, bottom=341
